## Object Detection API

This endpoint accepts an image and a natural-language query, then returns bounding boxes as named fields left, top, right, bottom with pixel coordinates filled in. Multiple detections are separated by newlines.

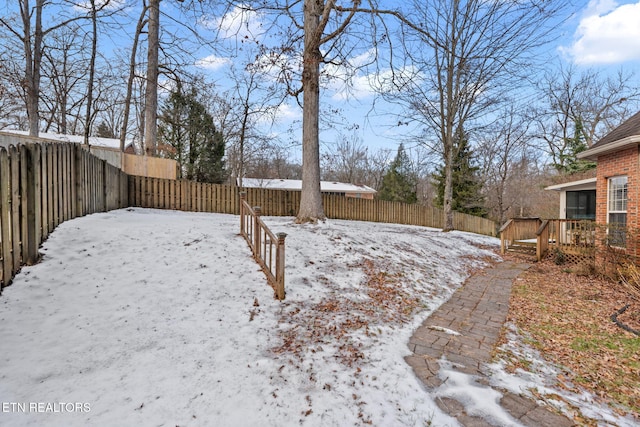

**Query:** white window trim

left=607, top=176, right=628, bottom=220
left=607, top=175, right=628, bottom=247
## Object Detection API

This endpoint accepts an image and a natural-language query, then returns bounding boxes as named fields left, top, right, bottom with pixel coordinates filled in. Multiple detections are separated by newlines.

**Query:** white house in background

left=240, top=178, right=377, bottom=199
left=545, top=177, right=597, bottom=220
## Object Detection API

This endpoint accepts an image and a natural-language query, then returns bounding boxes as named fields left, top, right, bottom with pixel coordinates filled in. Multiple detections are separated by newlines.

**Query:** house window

left=566, top=190, right=596, bottom=220
left=608, top=176, right=627, bottom=246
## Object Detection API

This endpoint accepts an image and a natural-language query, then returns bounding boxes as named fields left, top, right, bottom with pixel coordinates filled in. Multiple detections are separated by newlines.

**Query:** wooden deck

left=500, top=218, right=596, bottom=262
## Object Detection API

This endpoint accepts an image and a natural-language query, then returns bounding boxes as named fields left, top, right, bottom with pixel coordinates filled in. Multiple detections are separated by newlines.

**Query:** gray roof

left=591, top=111, right=640, bottom=149
left=578, top=111, right=640, bottom=160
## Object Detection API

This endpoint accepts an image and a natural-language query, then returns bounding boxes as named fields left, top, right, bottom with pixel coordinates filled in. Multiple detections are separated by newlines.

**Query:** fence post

left=253, top=206, right=261, bottom=257
left=275, top=232, right=287, bottom=300
left=240, top=192, right=246, bottom=235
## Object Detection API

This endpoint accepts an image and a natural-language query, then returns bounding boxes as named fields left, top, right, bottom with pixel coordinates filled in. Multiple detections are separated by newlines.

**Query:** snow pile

left=0, top=208, right=500, bottom=426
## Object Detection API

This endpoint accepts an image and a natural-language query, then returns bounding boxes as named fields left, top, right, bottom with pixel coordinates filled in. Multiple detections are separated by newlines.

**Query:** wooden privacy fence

left=130, top=176, right=498, bottom=236
left=240, top=193, right=287, bottom=300
left=0, top=142, right=128, bottom=290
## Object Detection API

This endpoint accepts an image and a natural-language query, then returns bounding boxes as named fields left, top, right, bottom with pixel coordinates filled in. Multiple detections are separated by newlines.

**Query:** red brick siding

left=595, top=146, right=640, bottom=257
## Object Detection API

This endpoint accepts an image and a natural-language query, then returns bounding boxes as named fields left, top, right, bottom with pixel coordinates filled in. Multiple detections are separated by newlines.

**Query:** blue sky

left=5, top=0, right=640, bottom=160
left=192, top=1, right=640, bottom=160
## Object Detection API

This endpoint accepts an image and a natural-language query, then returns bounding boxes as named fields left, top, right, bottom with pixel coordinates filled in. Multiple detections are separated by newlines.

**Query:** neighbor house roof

left=0, top=129, right=129, bottom=150
left=240, top=178, right=377, bottom=194
left=578, top=111, right=640, bottom=161
left=545, top=177, right=597, bottom=192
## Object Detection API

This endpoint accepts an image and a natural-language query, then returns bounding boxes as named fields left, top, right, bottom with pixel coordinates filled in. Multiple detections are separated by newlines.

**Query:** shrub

left=618, top=263, right=640, bottom=302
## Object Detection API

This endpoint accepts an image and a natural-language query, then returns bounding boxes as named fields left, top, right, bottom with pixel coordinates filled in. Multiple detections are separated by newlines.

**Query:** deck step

left=507, top=245, right=536, bottom=253
left=506, top=245, right=536, bottom=258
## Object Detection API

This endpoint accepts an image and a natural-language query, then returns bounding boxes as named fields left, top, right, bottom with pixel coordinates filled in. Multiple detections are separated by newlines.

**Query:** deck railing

left=537, top=220, right=550, bottom=261
left=537, top=219, right=596, bottom=261
left=499, top=217, right=542, bottom=254
left=501, top=218, right=597, bottom=262
left=239, top=193, right=287, bottom=300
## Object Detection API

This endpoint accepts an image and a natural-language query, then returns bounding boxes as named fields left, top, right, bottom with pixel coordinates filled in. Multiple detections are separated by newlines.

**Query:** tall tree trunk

left=442, top=0, right=459, bottom=232
left=120, top=4, right=147, bottom=152
left=297, top=0, right=325, bottom=223
left=84, top=0, right=97, bottom=145
left=144, top=0, right=160, bottom=156
left=21, top=0, right=44, bottom=136
left=238, top=102, right=250, bottom=189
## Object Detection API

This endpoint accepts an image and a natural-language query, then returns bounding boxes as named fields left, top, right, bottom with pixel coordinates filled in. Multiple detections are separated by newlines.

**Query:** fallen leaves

left=502, top=257, right=640, bottom=419
left=272, top=258, right=422, bottom=367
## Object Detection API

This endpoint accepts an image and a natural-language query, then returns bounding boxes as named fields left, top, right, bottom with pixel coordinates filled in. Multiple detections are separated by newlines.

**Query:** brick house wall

left=595, top=146, right=640, bottom=258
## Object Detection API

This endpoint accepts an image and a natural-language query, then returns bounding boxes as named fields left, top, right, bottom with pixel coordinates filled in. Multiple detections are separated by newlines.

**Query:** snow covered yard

left=0, top=208, right=500, bottom=427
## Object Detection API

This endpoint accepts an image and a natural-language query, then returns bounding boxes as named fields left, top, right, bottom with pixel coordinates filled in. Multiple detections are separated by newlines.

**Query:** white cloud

left=584, top=0, right=619, bottom=16
left=565, top=1, right=640, bottom=65
left=202, top=5, right=264, bottom=41
left=321, top=50, right=377, bottom=101
left=195, top=54, right=232, bottom=71
left=274, top=103, right=301, bottom=122
left=329, top=65, right=422, bottom=102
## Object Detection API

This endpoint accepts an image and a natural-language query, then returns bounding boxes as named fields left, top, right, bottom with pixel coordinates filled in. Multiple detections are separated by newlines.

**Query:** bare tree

left=83, top=0, right=98, bottom=145
left=0, top=27, right=28, bottom=129
left=0, top=1, right=110, bottom=136
left=476, top=107, right=531, bottom=224
left=532, top=65, right=640, bottom=170
left=119, top=3, right=148, bottom=152
left=321, top=131, right=370, bottom=185
left=220, top=57, right=287, bottom=188
left=389, top=0, right=570, bottom=230
left=39, top=24, right=88, bottom=134
left=219, top=1, right=407, bottom=222
left=366, top=148, right=393, bottom=191
left=0, top=58, right=24, bottom=129
left=18, top=0, right=44, bottom=136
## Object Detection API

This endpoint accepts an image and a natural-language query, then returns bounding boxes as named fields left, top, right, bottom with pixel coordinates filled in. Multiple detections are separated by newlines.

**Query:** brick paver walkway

left=405, top=261, right=575, bottom=427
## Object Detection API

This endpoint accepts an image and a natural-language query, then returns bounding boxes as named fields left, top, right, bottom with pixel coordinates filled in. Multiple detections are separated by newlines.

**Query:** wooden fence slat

left=0, top=140, right=131, bottom=292
left=52, top=144, right=59, bottom=228
left=1, top=148, right=13, bottom=288
left=9, top=146, right=21, bottom=272
left=125, top=180, right=496, bottom=236
left=20, top=146, right=30, bottom=263
left=39, top=144, right=48, bottom=238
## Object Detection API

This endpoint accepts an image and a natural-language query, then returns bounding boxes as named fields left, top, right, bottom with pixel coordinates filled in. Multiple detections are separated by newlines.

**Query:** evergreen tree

left=159, top=84, right=227, bottom=183
left=434, top=129, right=486, bottom=216
left=378, top=144, right=417, bottom=204
left=557, top=117, right=596, bottom=174
left=94, top=121, right=115, bottom=139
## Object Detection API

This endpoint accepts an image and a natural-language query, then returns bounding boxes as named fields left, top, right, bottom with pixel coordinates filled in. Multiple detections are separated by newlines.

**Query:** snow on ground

left=486, top=324, right=639, bottom=427
left=0, top=208, right=504, bottom=426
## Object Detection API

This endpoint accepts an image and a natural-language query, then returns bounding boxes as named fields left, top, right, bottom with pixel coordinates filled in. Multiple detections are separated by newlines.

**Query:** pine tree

left=159, top=85, right=227, bottom=183
left=434, top=130, right=486, bottom=217
left=378, top=144, right=417, bottom=204
left=557, top=117, right=596, bottom=174
left=94, top=121, right=115, bottom=139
